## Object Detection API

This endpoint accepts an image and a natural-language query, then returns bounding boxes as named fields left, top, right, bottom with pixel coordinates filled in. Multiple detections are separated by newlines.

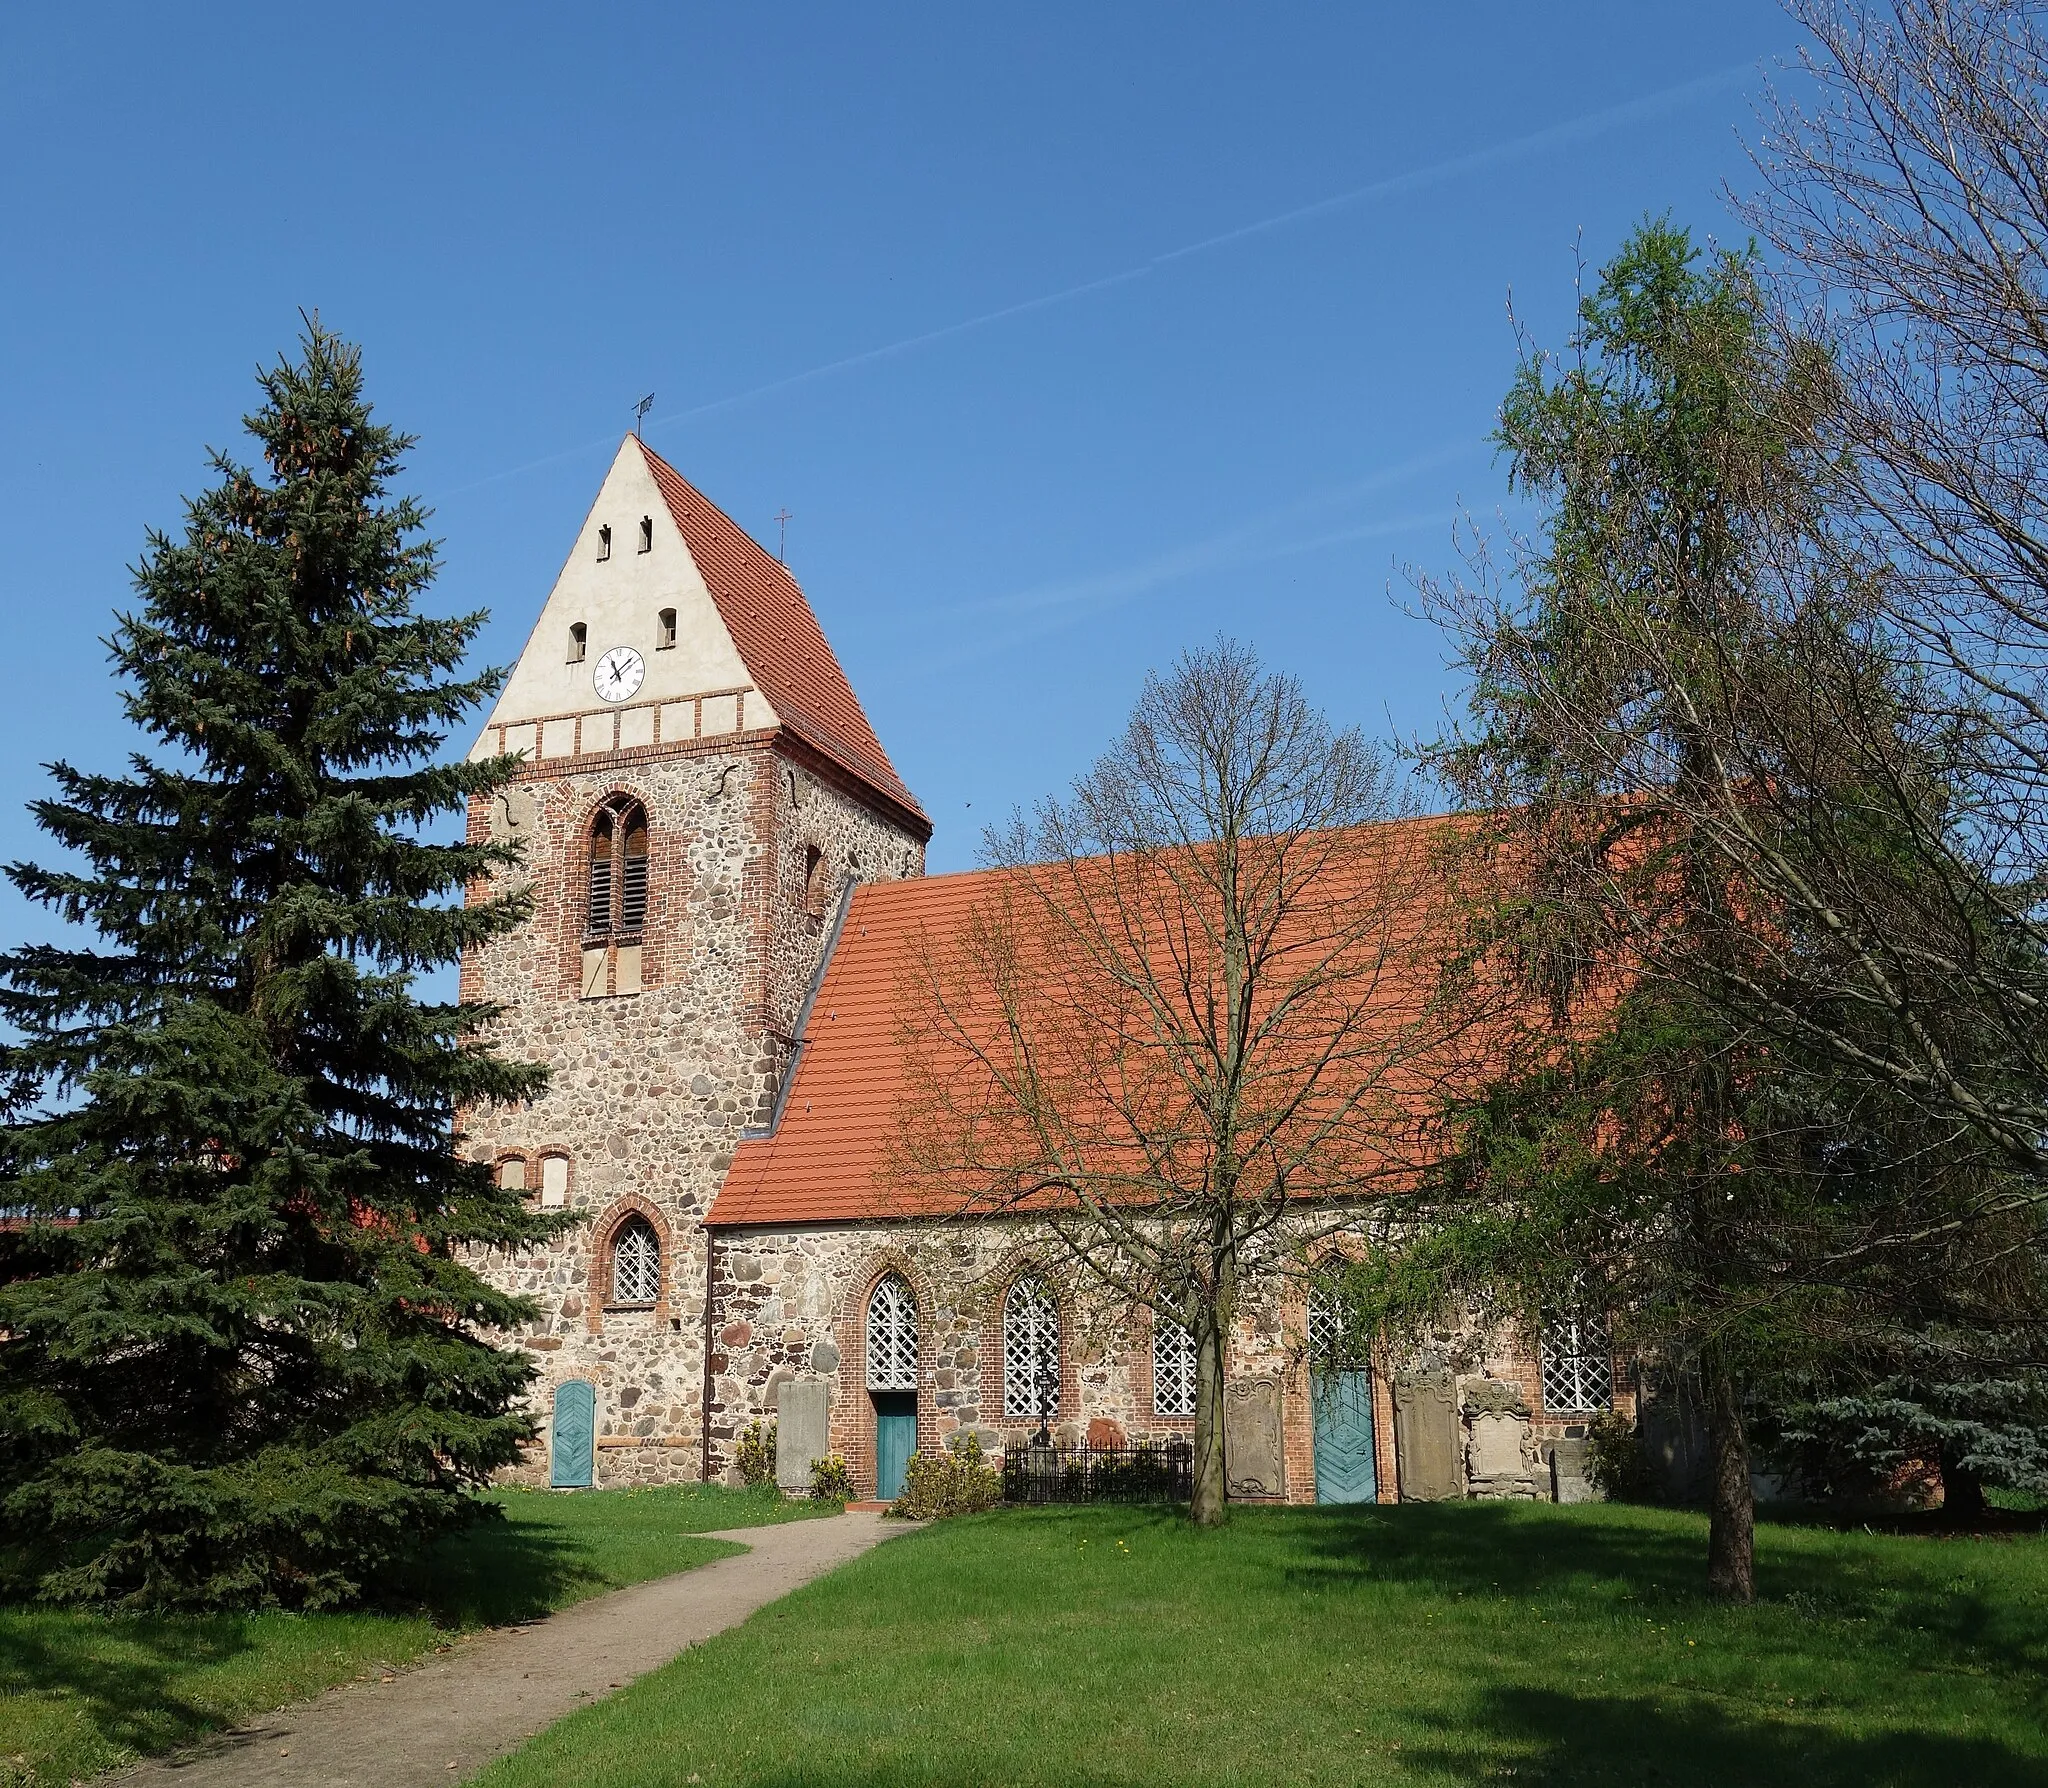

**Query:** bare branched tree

left=1727, top=0, right=2048, bottom=1177
left=891, top=641, right=1473, bottom=1525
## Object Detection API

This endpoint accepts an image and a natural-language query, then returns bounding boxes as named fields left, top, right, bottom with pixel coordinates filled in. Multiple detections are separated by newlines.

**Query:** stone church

left=462, top=437, right=1627, bottom=1506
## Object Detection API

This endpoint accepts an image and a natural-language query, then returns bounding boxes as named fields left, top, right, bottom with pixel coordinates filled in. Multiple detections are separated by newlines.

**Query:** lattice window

left=1306, top=1285, right=1349, bottom=1363
left=1002, top=1277, right=1061, bottom=1419
left=610, top=1215, right=660, bottom=1307
left=1152, top=1316, right=1197, bottom=1417
left=866, top=1273, right=918, bottom=1391
left=1540, top=1310, right=1613, bottom=1412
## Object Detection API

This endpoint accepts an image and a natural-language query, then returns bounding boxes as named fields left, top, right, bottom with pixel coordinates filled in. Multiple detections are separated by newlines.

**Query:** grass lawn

left=478, top=1500, right=2048, bottom=1788
left=0, top=1483, right=824, bottom=1786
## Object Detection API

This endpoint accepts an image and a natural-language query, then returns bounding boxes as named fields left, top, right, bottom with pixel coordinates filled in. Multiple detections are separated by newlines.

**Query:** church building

left=461, top=438, right=1625, bottom=1506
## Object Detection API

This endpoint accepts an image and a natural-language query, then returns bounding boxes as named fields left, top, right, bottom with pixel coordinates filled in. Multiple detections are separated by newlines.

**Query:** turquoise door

left=550, top=1380, right=596, bottom=1489
left=873, top=1392, right=917, bottom=1501
left=1312, top=1369, right=1377, bottom=1504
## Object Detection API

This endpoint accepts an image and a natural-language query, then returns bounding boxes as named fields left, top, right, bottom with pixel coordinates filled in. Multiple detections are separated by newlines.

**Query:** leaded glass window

left=1152, top=1316, right=1196, bottom=1417
left=1540, top=1310, right=1613, bottom=1412
left=1002, top=1277, right=1061, bottom=1419
left=611, top=1215, right=660, bottom=1306
left=866, top=1273, right=918, bottom=1391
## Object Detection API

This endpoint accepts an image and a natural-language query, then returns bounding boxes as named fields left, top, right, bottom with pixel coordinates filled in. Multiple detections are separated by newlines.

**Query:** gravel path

left=118, top=1510, right=907, bottom=1788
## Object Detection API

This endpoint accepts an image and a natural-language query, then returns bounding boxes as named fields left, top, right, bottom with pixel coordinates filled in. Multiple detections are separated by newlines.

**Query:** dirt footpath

left=119, top=1510, right=906, bottom=1788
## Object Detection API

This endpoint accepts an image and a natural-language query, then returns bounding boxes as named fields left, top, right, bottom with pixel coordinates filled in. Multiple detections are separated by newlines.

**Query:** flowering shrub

left=809, top=1453, right=855, bottom=1502
left=734, top=1420, right=777, bottom=1489
left=890, top=1431, right=1003, bottom=1519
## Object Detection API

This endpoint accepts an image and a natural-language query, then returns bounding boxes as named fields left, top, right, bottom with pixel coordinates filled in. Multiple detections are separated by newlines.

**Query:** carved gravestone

left=1461, top=1378, right=1541, bottom=1499
left=774, top=1377, right=832, bottom=1492
left=1394, top=1367, right=1462, bottom=1501
left=1223, top=1376, right=1285, bottom=1498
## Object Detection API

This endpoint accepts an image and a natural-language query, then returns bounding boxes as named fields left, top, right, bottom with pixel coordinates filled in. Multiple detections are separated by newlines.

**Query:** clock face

left=593, top=646, right=646, bottom=704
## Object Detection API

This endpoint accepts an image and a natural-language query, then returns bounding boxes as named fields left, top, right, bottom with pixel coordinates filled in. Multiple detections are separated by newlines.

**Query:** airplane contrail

left=440, top=59, right=1758, bottom=500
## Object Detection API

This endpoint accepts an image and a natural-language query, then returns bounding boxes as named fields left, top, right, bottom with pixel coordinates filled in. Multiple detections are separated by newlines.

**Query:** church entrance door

left=550, top=1380, right=596, bottom=1489
left=1311, top=1369, right=1377, bottom=1504
left=873, top=1392, right=917, bottom=1500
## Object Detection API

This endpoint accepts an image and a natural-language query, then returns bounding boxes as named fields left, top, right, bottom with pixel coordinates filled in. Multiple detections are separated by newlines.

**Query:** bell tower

left=460, top=437, right=929, bottom=1485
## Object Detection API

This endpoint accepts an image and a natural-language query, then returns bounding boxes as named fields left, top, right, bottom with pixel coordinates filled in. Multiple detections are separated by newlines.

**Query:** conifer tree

left=0, top=323, right=551, bottom=1609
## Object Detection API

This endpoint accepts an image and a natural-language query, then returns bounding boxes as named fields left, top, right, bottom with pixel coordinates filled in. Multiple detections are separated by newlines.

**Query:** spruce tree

left=0, top=323, right=552, bottom=1609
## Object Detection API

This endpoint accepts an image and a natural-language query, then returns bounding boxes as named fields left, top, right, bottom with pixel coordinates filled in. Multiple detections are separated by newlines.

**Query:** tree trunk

left=1189, top=1298, right=1228, bottom=1527
left=1704, top=1354, right=1755, bottom=1603
left=1939, top=1441, right=1987, bottom=1523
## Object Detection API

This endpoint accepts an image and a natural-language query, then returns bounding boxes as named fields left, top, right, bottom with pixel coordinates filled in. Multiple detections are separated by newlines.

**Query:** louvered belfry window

left=611, top=1215, right=660, bottom=1307
left=1002, top=1277, right=1061, bottom=1418
left=866, top=1274, right=918, bottom=1392
left=586, top=798, right=648, bottom=938
left=1152, top=1316, right=1197, bottom=1417
left=1540, top=1309, right=1614, bottom=1413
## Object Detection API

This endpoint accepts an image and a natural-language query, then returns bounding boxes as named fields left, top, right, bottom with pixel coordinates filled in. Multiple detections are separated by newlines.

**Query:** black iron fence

left=1001, top=1439, right=1193, bottom=1505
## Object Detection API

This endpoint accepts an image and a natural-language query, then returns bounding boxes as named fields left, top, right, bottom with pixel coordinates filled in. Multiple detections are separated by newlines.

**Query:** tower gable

left=473, top=437, right=773, bottom=758
left=473, top=438, right=928, bottom=841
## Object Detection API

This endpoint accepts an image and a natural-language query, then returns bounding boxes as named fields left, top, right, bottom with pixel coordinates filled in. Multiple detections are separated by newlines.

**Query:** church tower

left=460, top=437, right=929, bottom=1485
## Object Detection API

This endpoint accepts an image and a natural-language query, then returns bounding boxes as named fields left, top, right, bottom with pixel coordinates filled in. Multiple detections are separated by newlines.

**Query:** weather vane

left=633, top=392, right=654, bottom=438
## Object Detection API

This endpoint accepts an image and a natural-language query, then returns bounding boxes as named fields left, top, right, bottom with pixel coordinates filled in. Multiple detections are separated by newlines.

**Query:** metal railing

left=1001, top=1440, right=1193, bottom=1505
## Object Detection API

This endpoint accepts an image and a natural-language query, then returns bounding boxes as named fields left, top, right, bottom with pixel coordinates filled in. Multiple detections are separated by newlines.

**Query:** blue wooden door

left=1312, top=1369, right=1377, bottom=1504
left=550, top=1380, right=596, bottom=1489
left=873, top=1392, right=917, bottom=1501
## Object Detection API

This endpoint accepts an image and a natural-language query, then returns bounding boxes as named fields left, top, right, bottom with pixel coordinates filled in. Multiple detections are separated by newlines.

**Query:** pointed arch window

left=586, top=797, right=649, bottom=939
left=1002, top=1277, right=1061, bottom=1419
left=865, top=1274, right=918, bottom=1392
left=610, top=1215, right=660, bottom=1307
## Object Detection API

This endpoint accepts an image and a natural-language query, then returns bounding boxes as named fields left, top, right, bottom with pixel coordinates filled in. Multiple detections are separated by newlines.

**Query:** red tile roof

left=637, top=439, right=928, bottom=836
left=708, top=818, right=1479, bottom=1229
left=711, top=871, right=990, bottom=1228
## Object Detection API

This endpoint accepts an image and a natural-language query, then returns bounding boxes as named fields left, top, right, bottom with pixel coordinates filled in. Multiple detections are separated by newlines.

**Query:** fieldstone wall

left=458, top=732, right=922, bottom=1487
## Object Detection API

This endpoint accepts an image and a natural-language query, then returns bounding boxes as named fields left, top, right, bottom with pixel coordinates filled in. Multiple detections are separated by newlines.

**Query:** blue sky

left=1, top=2, right=1796, bottom=926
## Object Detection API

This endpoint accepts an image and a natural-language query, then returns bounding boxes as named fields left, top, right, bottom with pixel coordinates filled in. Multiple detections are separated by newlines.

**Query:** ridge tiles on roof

left=634, top=440, right=927, bottom=832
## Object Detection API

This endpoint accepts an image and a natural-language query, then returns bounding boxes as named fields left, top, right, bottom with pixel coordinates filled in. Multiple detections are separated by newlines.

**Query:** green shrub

left=810, top=1455, right=854, bottom=1502
left=889, top=1433, right=1002, bottom=1519
left=1587, top=1410, right=1646, bottom=1500
left=734, top=1421, right=777, bottom=1490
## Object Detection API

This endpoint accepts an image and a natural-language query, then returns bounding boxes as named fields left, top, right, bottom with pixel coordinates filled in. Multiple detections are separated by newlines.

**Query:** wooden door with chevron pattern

left=1311, top=1369, right=1377, bottom=1503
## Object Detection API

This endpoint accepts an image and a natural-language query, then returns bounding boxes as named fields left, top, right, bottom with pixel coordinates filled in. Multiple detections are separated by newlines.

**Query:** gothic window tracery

left=865, top=1273, right=918, bottom=1392
left=610, top=1215, right=660, bottom=1308
left=1540, top=1309, right=1613, bottom=1412
left=1152, top=1314, right=1197, bottom=1417
left=1002, top=1276, right=1061, bottom=1419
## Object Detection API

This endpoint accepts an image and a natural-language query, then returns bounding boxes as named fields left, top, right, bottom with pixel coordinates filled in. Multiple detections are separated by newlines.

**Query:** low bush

left=890, top=1433, right=1002, bottom=1519
left=809, top=1455, right=854, bottom=1502
left=1587, top=1409, right=1646, bottom=1500
left=733, top=1421, right=776, bottom=1490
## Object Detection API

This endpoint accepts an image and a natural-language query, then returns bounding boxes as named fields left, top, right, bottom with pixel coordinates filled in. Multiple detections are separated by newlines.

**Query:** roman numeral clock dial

left=593, top=646, right=645, bottom=703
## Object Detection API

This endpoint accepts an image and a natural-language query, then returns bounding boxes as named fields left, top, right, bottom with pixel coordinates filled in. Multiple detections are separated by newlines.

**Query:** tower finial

left=633, top=392, right=655, bottom=438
